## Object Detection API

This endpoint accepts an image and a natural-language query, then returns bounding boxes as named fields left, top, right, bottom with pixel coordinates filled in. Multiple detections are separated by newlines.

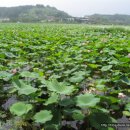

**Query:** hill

left=85, top=14, right=130, bottom=25
left=0, top=5, right=130, bottom=25
left=0, top=5, right=71, bottom=22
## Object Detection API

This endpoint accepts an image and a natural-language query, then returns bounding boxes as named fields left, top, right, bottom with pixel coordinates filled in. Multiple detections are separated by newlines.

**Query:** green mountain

left=0, top=5, right=130, bottom=25
left=86, top=14, right=130, bottom=25
left=0, top=5, right=71, bottom=22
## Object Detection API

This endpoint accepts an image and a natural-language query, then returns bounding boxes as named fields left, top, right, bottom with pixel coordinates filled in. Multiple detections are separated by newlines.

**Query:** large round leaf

left=69, top=71, right=86, bottom=83
left=46, top=79, right=75, bottom=95
left=13, top=79, right=37, bottom=95
left=20, top=71, right=39, bottom=78
left=76, top=93, right=100, bottom=108
left=10, top=102, right=33, bottom=116
left=0, top=71, right=13, bottom=80
left=18, top=85, right=37, bottom=95
left=69, top=75, right=84, bottom=83
left=34, top=110, right=53, bottom=123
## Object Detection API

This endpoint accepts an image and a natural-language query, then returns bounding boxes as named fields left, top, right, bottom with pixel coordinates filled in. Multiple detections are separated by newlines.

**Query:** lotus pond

left=0, top=24, right=130, bottom=130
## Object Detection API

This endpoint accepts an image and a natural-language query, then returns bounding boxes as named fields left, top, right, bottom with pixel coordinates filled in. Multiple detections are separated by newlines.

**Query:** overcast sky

left=0, top=0, right=130, bottom=17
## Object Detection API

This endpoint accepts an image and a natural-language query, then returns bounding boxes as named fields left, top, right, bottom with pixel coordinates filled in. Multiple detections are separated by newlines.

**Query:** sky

left=0, top=0, right=130, bottom=17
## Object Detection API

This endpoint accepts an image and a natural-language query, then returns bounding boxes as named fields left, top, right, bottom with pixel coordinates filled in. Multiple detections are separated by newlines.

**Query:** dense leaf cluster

left=0, top=24, right=130, bottom=130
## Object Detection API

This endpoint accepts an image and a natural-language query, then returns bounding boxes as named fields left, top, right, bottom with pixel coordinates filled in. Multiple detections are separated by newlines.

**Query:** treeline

left=0, top=5, right=71, bottom=22
left=86, top=14, right=130, bottom=25
left=0, top=5, right=130, bottom=25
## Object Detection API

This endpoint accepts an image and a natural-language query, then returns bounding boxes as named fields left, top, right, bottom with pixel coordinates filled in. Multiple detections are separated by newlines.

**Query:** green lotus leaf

left=123, top=111, right=130, bottom=116
left=69, top=71, right=87, bottom=83
left=10, top=102, right=33, bottom=116
left=34, top=110, right=53, bottom=123
left=96, top=84, right=105, bottom=91
left=20, top=71, right=39, bottom=78
left=110, top=105, right=120, bottom=110
left=46, top=79, right=75, bottom=95
left=69, top=75, right=84, bottom=83
left=59, top=98, right=75, bottom=107
left=72, top=110, right=85, bottom=120
left=88, top=64, right=99, bottom=69
left=44, top=93, right=59, bottom=105
left=72, top=71, right=86, bottom=76
left=18, top=85, right=37, bottom=95
left=0, top=71, right=13, bottom=80
left=89, top=112, right=116, bottom=130
left=125, top=103, right=130, bottom=111
left=13, top=79, right=37, bottom=95
left=121, top=76, right=130, bottom=85
left=76, top=93, right=100, bottom=108
left=101, top=65, right=112, bottom=72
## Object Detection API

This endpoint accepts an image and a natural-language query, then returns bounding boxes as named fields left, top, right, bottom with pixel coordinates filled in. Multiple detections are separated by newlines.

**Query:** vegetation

left=87, top=14, right=130, bottom=25
left=0, top=24, right=130, bottom=130
left=0, top=5, right=130, bottom=25
left=0, top=5, right=71, bottom=22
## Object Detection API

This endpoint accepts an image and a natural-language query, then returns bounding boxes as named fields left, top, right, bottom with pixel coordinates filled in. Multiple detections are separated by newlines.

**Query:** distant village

left=1, top=14, right=130, bottom=25
left=0, top=16, right=89, bottom=23
left=64, top=16, right=89, bottom=23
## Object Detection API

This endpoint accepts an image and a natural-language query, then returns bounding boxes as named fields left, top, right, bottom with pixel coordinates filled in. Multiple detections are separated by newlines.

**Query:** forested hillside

left=0, top=5, right=71, bottom=22
left=87, top=14, right=130, bottom=25
left=0, top=5, right=130, bottom=25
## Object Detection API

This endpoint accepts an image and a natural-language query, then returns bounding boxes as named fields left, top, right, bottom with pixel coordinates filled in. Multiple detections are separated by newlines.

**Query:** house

left=0, top=18, right=10, bottom=22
